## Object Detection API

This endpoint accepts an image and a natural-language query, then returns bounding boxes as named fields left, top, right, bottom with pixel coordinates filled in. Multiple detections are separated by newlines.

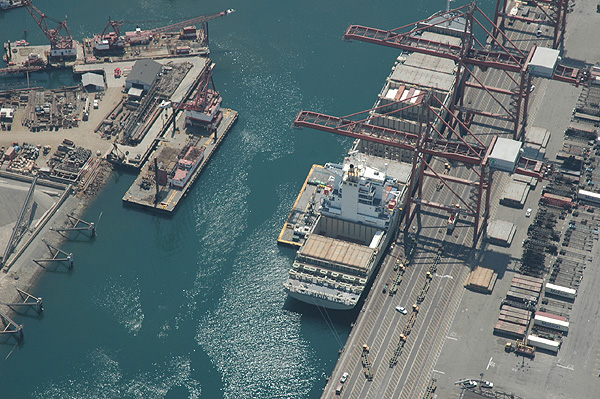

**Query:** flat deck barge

left=277, top=164, right=332, bottom=247
left=122, top=108, right=237, bottom=213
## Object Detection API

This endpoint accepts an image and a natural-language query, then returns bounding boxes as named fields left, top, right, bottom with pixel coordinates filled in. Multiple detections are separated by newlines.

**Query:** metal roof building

left=82, top=72, right=105, bottom=91
left=126, top=59, right=162, bottom=92
left=529, top=47, right=560, bottom=78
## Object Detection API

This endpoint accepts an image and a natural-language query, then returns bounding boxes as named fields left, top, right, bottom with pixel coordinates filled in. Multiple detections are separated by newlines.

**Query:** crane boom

left=151, top=8, right=235, bottom=35
left=22, top=0, right=75, bottom=58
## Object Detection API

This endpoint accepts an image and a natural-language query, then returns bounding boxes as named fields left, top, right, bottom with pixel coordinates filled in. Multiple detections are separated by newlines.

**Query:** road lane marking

left=486, top=356, right=494, bottom=370
left=433, top=369, right=445, bottom=374
left=445, top=336, right=458, bottom=341
left=556, top=363, right=574, bottom=371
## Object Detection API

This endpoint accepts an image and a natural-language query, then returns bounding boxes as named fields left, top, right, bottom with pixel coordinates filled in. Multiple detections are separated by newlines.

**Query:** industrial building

left=499, top=179, right=530, bottom=208
left=125, top=59, right=162, bottom=92
left=81, top=73, right=105, bottom=91
left=486, top=219, right=517, bottom=247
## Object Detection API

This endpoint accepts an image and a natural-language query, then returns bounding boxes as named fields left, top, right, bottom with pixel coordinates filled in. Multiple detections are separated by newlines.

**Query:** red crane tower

left=343, top=2, right=584, bottom=140
left=93, top=18, right=125, bottom=53
left=151, top=9, right=235, bottom=46
left=294, top=3, right=570, bottom=247
left=22, top=0, right=76, bottom=59
left=493, top=0, right=568, bottom=49
left=123, top=9, right=235, bottom=48
left=173, top=62, right=222, bottom=130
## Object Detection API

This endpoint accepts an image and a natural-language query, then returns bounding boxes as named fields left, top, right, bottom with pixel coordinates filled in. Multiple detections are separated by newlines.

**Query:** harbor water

left=0, top=0, right=491, bottom=397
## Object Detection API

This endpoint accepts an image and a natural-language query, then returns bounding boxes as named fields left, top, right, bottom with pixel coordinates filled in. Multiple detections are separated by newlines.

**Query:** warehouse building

left=126, top=59, right=162, bottom=92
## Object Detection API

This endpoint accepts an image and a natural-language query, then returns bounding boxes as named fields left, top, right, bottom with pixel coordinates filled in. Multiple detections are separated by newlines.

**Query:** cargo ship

left=283, top=10, right=464, bottom=309
left=284, top=154, right=409, bottom=309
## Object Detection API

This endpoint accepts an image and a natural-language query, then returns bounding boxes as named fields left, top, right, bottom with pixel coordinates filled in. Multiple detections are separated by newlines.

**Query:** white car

left=481, top=380, right=494, bottom=389
left=340, top=372, right=348, bottom=383
left=463, top=380, right=478, bottom=389
left=526, top=208, right=532, bottom=217
left=395, top=306, right=408, bottom=314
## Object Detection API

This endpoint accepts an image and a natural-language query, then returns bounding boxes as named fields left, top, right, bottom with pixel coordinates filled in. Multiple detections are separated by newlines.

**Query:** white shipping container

left=545, top=283, right=576, bottom=299
left=527, top=335, right=560, bottom=353
left=534, top=315, right=569, bottom=332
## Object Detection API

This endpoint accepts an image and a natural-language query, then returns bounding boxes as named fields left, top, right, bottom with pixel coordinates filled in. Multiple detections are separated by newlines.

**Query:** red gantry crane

left=22, top=0, right=76, bottom=59
left=343, top=2, right=583, bottom=140
left=293, top=2, right=577, bottom=247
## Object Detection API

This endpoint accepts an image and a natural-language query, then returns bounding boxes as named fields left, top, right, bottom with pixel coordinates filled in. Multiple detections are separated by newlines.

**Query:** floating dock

left=122, top=108, right=237, bottom=213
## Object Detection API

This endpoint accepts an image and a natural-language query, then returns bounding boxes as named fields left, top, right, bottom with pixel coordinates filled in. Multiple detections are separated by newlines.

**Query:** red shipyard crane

left=22, top=0, right=77, bottom=59
left=175, top=62, right=222, bottom=129
left=93, top=18, right=125, bottom=52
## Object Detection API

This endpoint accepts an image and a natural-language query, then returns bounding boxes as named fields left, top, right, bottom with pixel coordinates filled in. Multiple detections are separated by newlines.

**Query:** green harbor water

left=0, top=0, right=492, bottom=397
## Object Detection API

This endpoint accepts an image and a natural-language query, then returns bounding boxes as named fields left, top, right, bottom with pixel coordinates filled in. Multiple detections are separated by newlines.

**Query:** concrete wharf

left=320, top=2, right=600, bottom=399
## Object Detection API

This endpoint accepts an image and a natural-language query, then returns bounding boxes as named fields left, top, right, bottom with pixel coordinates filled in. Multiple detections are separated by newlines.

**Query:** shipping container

left=499, top=314, right=529, bottom=326
left=513, top=274, right=544, bottom=286
left=542, top=193, right=572, bottom=208
left=176, top=46, right=191, bottom=55
left=511, top=281, right=542, bottom=293
left=527, top=334, right=561, bottom=353
left=494, top=321, right=526, bottom=338
left=578, top=189, right=600, bottom=204
left=506, top=290, right=538, bottom=304
left=534, top=314, right=569, bottom=332
left=3, top=146, right=16, bottom=160
left=500, top=308, right=531, bottom=319
left=536, top=311, right=568, bottom=323
left=516, top=274, right=544, bottom=284
left=545, top=283, right=577, bottom=299
left=501, top=305, right=532, bottom=317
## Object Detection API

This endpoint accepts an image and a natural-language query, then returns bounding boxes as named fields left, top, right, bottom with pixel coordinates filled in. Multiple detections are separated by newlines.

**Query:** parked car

left=395, top=306, right=407, bottom=315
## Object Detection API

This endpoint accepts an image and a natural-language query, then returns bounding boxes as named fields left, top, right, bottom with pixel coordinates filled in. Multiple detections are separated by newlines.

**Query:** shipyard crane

left=22, top=0, right=76, bottom=59
left=172, top=62, right=222, bottom=129
left=151, top=8, right=235, bottom=46
left=94, top=18, right=125, bottom=52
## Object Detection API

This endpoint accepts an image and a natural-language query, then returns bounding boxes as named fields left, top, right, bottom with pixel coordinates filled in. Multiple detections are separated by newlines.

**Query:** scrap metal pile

left=521, top=205, right=561, bottom=277
left=22, top=87, right=83, bottom=131
left=45, top=139, right=92, bottom=182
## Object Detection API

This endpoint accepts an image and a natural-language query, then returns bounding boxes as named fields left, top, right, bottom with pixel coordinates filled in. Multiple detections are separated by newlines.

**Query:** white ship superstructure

left=284, top=155, right=409, bottom=309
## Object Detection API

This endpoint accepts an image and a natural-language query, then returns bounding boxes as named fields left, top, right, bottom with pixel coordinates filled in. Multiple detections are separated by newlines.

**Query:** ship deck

left=277, top=164, right=332, bottom=247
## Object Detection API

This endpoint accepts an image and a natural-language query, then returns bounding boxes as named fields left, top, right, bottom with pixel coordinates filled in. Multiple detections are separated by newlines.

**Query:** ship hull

left=285, top=289, right=356, bottom=310
left=284, top=209, right=399, bottom=310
